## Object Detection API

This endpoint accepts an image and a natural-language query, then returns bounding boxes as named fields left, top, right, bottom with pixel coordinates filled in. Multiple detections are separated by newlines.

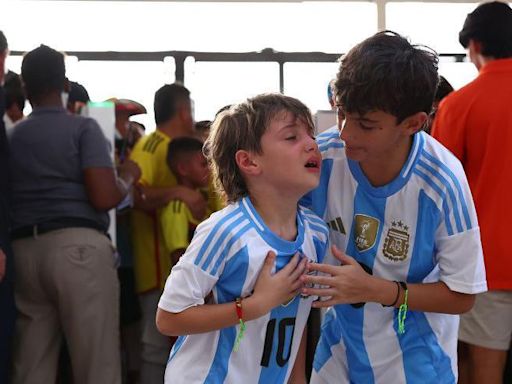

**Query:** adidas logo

left=327, top=217, right=345, bottom=234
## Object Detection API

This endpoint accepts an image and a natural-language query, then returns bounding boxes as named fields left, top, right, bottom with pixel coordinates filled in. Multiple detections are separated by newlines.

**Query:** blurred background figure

left=67, top=80, right=90, bottom=115
left=194, top=119, right=211, bottom=142
left=425, top=75, right=454, bottom=134
left=110, top=98, right=147, bottom=163
left=108, top=97, right=147, bottom=384
left=9, top=44, right=141, bottom=384
left=3, top=71, right=26, bottom=132
left=432, top=3, right=512, bottom=383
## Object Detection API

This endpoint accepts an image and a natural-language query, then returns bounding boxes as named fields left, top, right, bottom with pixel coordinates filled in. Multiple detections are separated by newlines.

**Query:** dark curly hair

left=335, top=31, right=439, bottom=124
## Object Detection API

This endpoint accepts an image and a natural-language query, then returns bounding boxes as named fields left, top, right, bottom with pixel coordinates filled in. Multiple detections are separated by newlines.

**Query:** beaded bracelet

left=397, top=281, right=409, bottom=335
left=233, top=297, right=246, bottom=352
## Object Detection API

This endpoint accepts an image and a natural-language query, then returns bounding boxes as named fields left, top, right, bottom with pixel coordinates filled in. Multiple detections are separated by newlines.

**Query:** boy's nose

left=339, top=119, right=351, bottom=142
left=305, top=135, right=318, bottom=152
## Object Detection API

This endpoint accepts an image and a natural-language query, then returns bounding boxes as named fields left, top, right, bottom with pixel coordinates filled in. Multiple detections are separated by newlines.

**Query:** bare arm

left=134, top=184, right=207, bottom=220
left=287, top=328, right=307, bottom=384
left=83, top=159, right=141, bottom=212
left=156, top=252, right=307, bottom=336
left=302, top=246, right=475, bottom=314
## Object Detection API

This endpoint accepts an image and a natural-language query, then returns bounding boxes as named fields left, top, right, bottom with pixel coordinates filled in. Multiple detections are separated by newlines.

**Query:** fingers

left=289, top=257, right=307, bottom=281
left=263, top=251, right=276, bottom=273
left=332, top=245, right=357, bottom=266
left=301, top=286, right=337, bottom=298
left=301, top=273, right=332, bottom=287
left=280, top=252, right=300, bottom=274
left=305, top=262, right=340, bottom=275
left=312, top=299, right=337, bottom=308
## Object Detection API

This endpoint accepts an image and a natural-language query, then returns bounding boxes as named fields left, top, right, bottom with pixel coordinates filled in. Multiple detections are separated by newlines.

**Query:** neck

left=360, top=135, right=413, bottom=187
left=158, top=120, right=191, bottom=139
left=178, top=178, right=195, bottom=189
left=249, top=188, right=299, bottom=241
left=30, top=93, right=62, bottom=108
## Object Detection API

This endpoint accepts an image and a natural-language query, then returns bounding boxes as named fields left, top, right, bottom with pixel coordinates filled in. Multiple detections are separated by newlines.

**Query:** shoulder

left=317, top=126, right=345, bottom=160
left=299, top=206, right=329, bottom=239
left=418, top=133, right=466, bottom=180
left=438, top=77, right=481, bottom=114
left=132, top=131, right=168, bottom=157
left=194, top=202, right=249, bottom=239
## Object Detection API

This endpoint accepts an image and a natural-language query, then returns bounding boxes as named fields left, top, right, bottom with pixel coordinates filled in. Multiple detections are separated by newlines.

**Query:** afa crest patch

left=383, top=220, right=410, bottom=261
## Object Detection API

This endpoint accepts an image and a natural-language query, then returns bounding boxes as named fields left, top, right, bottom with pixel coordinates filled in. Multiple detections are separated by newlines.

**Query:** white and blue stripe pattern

left=159, top=196, right=329, bottom=384
left=308, top=131, right=486, bottom=384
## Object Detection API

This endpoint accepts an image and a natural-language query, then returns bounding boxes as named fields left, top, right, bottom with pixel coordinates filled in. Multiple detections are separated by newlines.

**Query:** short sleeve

left=158, top=215, right=224, bottom=313
left=434, top=161, right=487, bottom=294
left=79, top=119, right=113, bottom=169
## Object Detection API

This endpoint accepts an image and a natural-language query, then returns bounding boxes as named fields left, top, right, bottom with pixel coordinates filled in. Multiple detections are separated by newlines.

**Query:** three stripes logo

left=327, top=217, right=346, bottom=235
left=142, top=133, right=165, bottom=154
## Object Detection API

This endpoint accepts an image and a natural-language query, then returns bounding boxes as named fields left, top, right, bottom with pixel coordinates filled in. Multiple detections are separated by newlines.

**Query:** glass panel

left=2, top=1, right=376, bottom=53
left=439, top=60, right=478, bottom=91
left=72, top=60, right=174, bottom=131
left=284, top=62, right=339, bottom=115
left=185, top=59, right=279, bottom=121
left=386, top=2, right=477, bottom=54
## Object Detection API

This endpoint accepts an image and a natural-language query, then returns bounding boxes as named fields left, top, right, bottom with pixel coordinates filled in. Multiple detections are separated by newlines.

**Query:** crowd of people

left=0, top=2, right=511, bottom=384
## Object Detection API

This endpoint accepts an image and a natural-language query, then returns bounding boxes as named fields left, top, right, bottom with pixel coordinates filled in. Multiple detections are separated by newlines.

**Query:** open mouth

left=305, top=158, right=320, bottom=169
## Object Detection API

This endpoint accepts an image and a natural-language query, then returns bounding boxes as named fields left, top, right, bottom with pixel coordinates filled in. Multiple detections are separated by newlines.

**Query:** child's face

left=253, top=110, right=321, bottom=197
left=183, top=152, right=210, bottom=189
left=338, top=109, right=416, bottom=164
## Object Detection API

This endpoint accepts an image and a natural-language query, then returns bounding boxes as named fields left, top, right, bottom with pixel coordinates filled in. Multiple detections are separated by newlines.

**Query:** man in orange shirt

left=432, top=3, right=512, bottom=383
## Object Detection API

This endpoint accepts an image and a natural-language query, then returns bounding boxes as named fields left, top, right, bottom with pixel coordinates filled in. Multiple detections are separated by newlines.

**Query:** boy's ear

left=401, top=111, right=428, bottom=136
left=235, top=149, right=260, bottom=176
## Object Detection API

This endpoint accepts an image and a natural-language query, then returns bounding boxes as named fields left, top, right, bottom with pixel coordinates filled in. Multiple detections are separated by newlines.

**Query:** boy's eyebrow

left=278, top=122, right=299, bottom=131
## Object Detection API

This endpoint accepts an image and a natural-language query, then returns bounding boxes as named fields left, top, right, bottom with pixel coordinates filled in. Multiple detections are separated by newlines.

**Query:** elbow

left=88, top=191, right=123, bottom=212
left=156, top=308, right=181, bottom=337
left=90, top=199, right=117, bottom=212
left=453, top=293, right=476, bottom=314
left=460, top=295, right=476, bottom=314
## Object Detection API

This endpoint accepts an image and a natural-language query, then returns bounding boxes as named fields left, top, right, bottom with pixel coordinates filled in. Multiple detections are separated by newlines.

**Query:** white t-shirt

left=158, top=196, right=329, bottom=384
left=303, top=128, right=487, bottom=384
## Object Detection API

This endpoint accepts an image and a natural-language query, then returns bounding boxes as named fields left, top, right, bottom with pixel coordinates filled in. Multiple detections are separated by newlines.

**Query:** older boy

left=301, top=31, right=487, bottom=383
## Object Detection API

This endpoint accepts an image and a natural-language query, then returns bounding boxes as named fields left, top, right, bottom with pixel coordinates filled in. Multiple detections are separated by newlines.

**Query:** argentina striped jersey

left=158, top=196, right=329, bottom=383
left=303, top=127, right=487, bottom=384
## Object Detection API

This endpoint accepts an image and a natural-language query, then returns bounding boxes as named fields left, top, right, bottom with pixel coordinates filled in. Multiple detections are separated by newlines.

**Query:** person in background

left=129, top=83, right=206, bottom=383
left=9, top=44, right=141, bottom=384
left=3, top=71, right=26, bottom=132
left=432, top=3, right=512, bottom=383
left=160, top=137, right=211, bottom=267
left=194, top=119, right=212, bottom=142
left=67, top=80, right=90, bottom=115
left=424, top=75, right=454, bottom=134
